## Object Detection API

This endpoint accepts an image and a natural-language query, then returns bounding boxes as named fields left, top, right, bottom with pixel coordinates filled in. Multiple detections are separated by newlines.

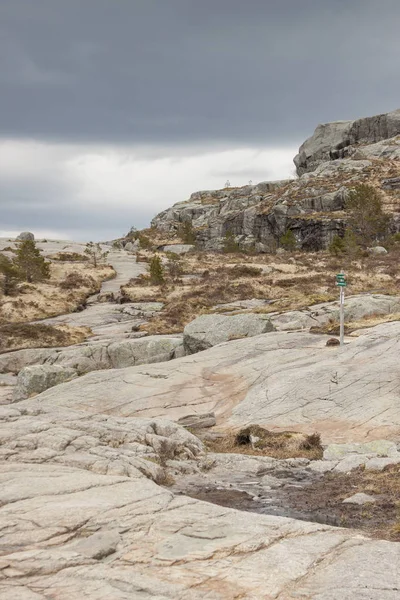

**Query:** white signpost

left=336, top=272, right=346, bottom=346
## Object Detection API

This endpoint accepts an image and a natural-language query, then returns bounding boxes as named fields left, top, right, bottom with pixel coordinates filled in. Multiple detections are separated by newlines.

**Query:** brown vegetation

left=206, top=425, right=323, bottom=460
left=0, top=323, right=90, bottom=353
left=286, top=464, right=400, bottom=541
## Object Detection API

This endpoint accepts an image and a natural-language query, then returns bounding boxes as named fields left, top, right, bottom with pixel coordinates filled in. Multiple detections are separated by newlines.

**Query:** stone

left=365, top=456, right=400, bottom=471
left=13, top=365, right=78, bottom=401
left=367, top=246, right=388, bottom=255
left=324, top=440, right=398, bottom=460
left=162, top=244, right=195, bottom=255
left=326, top=337, right=340, bottom=346
left=343, top=492, right=376, bottom=505
left=177, top=413, right=217, bottom=430
left=183, top=313, right=275, bottom=353
left=124, top=240, right=139, bottom=252
left=16, top=231, right=34, bottom=241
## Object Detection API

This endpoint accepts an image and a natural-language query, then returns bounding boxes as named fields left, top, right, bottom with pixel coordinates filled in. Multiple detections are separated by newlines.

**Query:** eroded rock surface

left=22, top=321, right=400, bottom=442
left=1, top=402, right=400, bottom=599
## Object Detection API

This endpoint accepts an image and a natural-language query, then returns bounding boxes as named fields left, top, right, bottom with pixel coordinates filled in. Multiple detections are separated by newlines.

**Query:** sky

left=1, top=1, right=400, bottom=241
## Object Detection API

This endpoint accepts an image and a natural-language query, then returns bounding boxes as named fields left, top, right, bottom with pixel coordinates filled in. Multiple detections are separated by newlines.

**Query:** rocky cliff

left=151, top=108, right=400, bottom=252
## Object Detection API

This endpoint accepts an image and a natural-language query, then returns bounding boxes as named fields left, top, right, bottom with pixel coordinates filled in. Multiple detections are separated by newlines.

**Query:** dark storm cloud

left=1, top=0, right=400, bottom=146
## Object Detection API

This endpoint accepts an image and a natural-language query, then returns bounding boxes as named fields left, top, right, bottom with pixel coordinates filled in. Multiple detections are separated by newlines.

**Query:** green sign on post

left=336, top=273, right=347, bottom=287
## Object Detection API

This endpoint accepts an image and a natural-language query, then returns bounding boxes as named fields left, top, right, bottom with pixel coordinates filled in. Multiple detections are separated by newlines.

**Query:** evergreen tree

left=0, top=255, right=21, bottom=295
left=178, top=221, right=196, bottom=244
left=149, top=255, right=164, bottom=284
left=346, top=184, right=391, bottom=245
left=14, top=240, right=50, bottom=283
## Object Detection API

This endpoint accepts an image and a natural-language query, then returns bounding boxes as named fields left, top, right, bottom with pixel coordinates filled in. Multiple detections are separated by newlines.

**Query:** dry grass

left=0, top=323, right=91, bottom=353
left=206, top=425, right=323, bottom=460
left=121, top=247, right=400, bottom=335
left=0, top=262, right=115, bottom=325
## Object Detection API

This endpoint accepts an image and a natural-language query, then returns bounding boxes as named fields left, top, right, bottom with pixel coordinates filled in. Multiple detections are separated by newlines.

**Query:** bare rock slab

left=184, top=313, right=275, bottom=353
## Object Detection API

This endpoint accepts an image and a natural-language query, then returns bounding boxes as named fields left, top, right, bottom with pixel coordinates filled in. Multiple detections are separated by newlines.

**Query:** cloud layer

left=1, top=0, right=400, bottom=239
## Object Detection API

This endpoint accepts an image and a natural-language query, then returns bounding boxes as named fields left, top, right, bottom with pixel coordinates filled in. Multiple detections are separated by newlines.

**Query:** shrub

left=166, top=254, right=182, bottom=279
left=59, top=273, right=95, bottom=290
left=223, top=231, right=240, bottom=253
left=53, top=252, right=88, bottom=262
left=279, top=229, right=296, bottom=251
left=178, top=221, right=196, bottom=244
left=329, top=235, right=346, bottom=256
left=149, top=255, right=164, bottom=284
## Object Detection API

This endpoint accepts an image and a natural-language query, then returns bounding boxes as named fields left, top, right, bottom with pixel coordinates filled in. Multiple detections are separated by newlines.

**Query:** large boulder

left=184, top=313, right=275, bottom=354
left=294, top=108, right=400, bottom=175
left=16, top=231, right=34, bottom=241
left=162, top=244, right=195, bottom=255
left=13, top=365, right=78, bottom=401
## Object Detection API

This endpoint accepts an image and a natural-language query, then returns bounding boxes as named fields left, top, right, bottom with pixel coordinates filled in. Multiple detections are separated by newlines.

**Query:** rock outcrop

left=151, top=108, right=400, bottom=252
left=21, top=321, right=400, bottom=443
left=16, top=231, right=34, bottom=241
left=294, top=108, right=400, bottom=175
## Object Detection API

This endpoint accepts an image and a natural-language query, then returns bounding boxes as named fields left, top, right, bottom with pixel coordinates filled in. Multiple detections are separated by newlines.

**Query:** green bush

left=178, top=221, right=196, bottom=244
left=329, top=235, right=346, bottom=256
left=223, top=231, right=240, bottom=253
left=149, top=255, right=164, bottom=284
left=279, top=229, right=296, bottom=251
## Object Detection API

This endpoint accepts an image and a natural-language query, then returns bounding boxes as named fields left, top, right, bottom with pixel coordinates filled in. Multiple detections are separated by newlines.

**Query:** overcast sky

left=1, top=0, right=400, bottom=241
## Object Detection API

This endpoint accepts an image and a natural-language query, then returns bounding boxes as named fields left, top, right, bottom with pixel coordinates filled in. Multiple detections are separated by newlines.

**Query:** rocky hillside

left=151, top=108, right=400, bottom=251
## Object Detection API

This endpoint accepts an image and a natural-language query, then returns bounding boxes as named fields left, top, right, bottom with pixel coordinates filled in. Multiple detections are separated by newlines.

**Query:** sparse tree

left=346, top=184, right=391, bottom=246
left=149, top=255, right=164, bottom=284
left=14, top=240, right=50, bottom=283
left=84, top=242, right=109, bottom=267
left=166, top=254, right=182, bottom=280
left=225, top=180, right=231, bottom=188
left=0, top=255, right=21, bottom=295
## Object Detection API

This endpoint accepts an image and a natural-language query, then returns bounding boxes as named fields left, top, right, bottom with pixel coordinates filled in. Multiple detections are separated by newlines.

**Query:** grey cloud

left=1, top=0, right=400, bottom=145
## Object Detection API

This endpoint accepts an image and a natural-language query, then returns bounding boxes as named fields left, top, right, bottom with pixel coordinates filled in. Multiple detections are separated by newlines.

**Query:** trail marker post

left=335, top=272, right=346, bottom=346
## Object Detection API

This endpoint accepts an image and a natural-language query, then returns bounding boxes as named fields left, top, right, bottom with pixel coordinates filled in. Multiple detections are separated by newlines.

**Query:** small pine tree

left=84, top=242, right=109, bottom=267
left=223, top=231, right=240, bottom=253
left=328, top=234, right=346, bottom=256
left=0, top=255, right=21, bottom=295
left=178, top=221, right=196, bottom=244
left=166, top=253, right=182, bottom=280
left=14, top=240, right=50, bottom=283
left=149, top=255, right=164, bottom=284
left=346, top=184, right=391, bottom=245
left=279, top=229, right=296, bottom=251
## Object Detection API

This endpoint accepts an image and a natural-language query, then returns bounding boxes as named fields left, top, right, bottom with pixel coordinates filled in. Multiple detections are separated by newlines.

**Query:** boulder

left=183, top=313, right=275, bottom=354
left=177, top=413, right=217, bottom=430
left=367, top=246, right=388, bottom=255
left=16, top=231, right=34, bottom=241
left=124, top=240, right=139, bottom=252
left=294, top=108, right=400, bottom=175
left=324, top=440, right=399, bottom=460
left=342, top=493, right=376, bottom=505
left=13, top=365, right=78, bottom=401
left=162, top=244, right=195, bottom=255
left=107, top=336, right=184, bottom=368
